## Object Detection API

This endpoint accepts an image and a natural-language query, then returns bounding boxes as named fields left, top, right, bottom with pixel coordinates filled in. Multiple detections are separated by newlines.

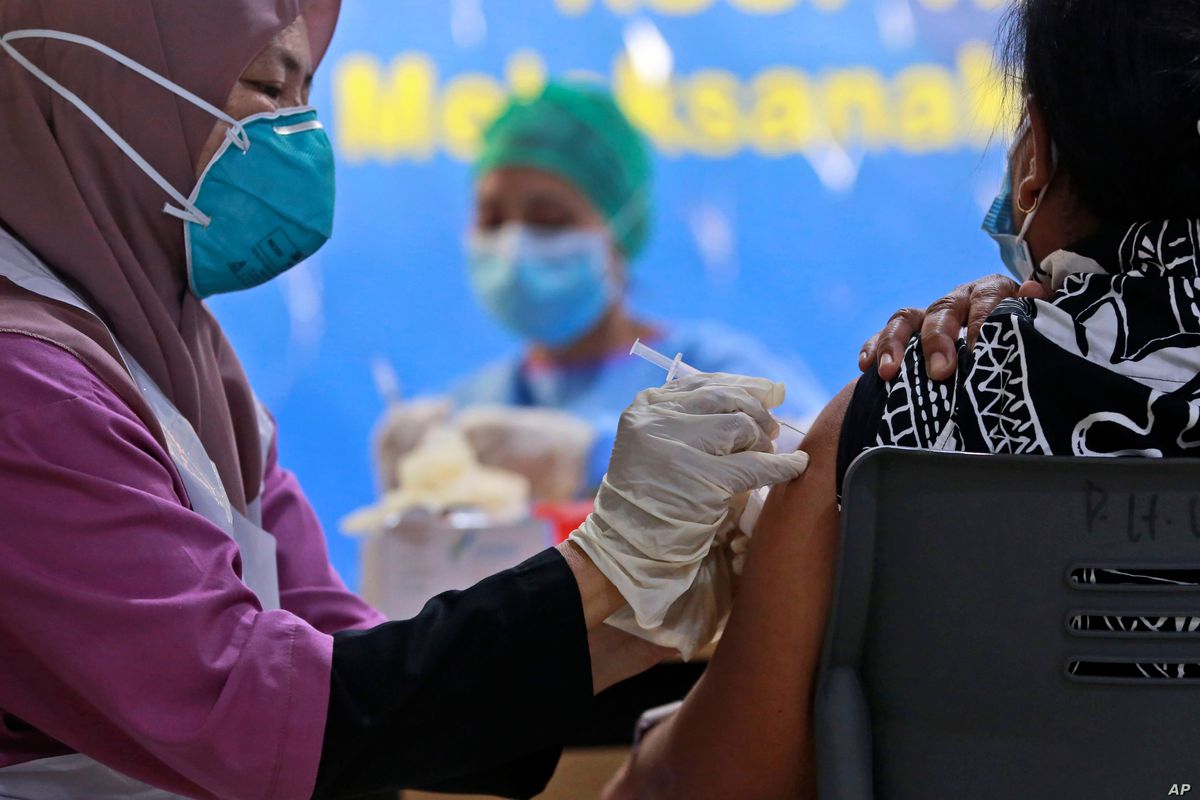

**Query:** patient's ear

left=1014, top=99, right=1054, bottom=222
left=1018, top=98, right=1095, bottom=264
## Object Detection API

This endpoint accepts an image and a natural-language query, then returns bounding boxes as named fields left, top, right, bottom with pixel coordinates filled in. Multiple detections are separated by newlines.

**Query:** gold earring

left=1016, top=174, right=1040, bottom=215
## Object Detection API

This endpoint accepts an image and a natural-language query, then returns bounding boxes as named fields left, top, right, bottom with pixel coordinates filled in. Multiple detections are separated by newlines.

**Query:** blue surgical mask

left=467, top=225, right=615, bottom=346
left=982, top=117, right=1054, bottom=283
left=0, top=29, right=335, bottom=300
left=982, top=168, right=1042, bottom=282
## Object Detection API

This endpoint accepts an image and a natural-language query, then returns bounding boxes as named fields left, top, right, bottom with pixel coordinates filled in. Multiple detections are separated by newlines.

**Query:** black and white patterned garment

left=837, top=219, right=1200, bottom=680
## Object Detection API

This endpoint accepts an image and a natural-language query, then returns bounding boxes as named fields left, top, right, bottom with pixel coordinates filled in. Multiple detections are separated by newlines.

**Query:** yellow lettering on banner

left=823, top=68, right=890, bottom=149
left=957, top=41, right=1011, bottom=145
left=613, top=57, right=685, bottom=154
left=506, top=50, right=548, bottom=99
left=729, top=0, right=798, bottom=11
left=683, top=70, right=743, bottom=156
left=334, top=53, right=436, bottom=163
left=556, top=0, right=594, bottom=14
left=749, top=68, right=818, bottom=155
left=810, top=0, right=849, bottom=11
left=332, top=43, right=1009, bottom=162
left=648, top=0, right=717, bottom=13
left=895, top=65, right=958, bottom=152
left=441, top=74, right=506, bottom=161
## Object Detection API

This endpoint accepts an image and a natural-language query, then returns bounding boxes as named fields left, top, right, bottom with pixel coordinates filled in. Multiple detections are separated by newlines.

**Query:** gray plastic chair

left=816, top=447, right=1200, bottom=800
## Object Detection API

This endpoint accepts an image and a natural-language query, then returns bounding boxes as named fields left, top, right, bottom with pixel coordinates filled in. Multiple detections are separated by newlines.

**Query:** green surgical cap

left=476, top=81, right=653, bottom=259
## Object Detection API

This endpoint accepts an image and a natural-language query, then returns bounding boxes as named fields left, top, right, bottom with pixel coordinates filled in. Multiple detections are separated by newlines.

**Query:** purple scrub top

left=0, top=332, right=385, bottom=799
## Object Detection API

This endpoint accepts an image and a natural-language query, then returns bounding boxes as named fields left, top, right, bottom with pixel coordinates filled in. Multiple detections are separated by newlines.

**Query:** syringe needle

left=779, top=419, right=806, bottom=437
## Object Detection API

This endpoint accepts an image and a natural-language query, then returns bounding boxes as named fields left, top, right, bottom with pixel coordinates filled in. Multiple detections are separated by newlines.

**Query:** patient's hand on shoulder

left=858, top=274, right=1038, bottom=382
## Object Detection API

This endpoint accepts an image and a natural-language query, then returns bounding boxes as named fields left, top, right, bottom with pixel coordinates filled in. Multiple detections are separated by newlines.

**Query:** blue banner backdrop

left=210, top=0, right=1012, bottom=589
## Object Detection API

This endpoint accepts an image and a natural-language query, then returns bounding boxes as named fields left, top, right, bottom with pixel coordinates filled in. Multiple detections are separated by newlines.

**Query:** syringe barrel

left=630, top=339, right=677, bottom=372
left=631, top=339, right=701, bottom=381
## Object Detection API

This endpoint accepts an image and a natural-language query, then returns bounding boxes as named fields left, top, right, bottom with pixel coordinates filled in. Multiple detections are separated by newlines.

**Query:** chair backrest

left=816, top=447, right=1200, bottom=800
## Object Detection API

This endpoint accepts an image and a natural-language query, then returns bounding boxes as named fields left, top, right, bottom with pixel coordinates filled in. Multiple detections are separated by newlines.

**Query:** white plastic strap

left=0, top=29, right=248, bottom=227
left=1008, top=114, right=1032, bottom=159
left=273, top=119, right=323, bottom=136
left=607, top=186, right=649, bottom=243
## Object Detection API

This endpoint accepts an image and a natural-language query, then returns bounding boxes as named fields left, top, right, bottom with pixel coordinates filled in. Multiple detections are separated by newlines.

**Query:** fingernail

left=930, top=352, right=949, bottom=376
left=879, top=353, right=894, bottom=369
left=859, top=350, right=869, bottom=366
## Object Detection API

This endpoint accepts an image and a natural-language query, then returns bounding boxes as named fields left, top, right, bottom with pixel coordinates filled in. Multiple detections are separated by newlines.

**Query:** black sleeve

left=312, top=548, right=594, bottom=800
left=835, top=370, right=888, bottom=502
left=407, top=748, right=563, bottom=797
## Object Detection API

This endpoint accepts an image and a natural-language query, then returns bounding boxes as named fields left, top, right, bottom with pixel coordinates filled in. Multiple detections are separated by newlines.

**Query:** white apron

left=0, top=229, right=282, bottom=799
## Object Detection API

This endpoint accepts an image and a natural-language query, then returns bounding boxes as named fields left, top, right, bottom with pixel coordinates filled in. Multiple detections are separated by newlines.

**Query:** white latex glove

left=607, top=422, right=803, bottom=658
left=569, top=373, right=809, bottom=656
left=455, top=405, right=596, bottom=503
left=372, top=398, right=452, bottom=491
left=605, top=518, right=740, bottom=659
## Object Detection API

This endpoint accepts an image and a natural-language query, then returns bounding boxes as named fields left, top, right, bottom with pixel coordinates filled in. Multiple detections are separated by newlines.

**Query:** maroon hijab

left=0, top=0, right=340, bottom=511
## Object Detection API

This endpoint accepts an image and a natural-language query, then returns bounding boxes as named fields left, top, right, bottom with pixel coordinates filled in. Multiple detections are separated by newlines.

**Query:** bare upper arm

left=607, top=380, right=857, bottom=800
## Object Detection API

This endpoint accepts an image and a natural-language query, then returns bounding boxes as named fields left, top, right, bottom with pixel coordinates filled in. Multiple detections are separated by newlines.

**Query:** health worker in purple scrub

left=0, top=2, right=808, bottom=799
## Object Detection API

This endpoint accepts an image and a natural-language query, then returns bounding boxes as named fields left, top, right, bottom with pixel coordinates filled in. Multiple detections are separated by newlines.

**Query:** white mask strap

left=1016, top=189, right=1041, bottom=240
left=1010, top=111, right=1058, bottom=245
left=0, top=29, right=250, bottom=227
left=606, top=187, right=649, bottom=245
left=1008, top=115, right=1032, bottom=160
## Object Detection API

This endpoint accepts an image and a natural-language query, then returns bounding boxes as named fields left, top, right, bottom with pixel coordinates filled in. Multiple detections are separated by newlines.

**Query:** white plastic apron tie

left=0, top=229, right=279, bottom=800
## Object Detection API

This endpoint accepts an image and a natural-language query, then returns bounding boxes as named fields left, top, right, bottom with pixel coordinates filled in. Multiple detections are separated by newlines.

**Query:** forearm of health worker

left=313, top=542, right=660, bottom=800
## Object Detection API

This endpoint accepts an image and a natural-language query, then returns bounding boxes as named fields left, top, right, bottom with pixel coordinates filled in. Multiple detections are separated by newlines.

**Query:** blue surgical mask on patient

left=467, top=225, right=616, bottom=347
left=0, top=29, right=335, bottom=300
left=982, top=168, right=1043, bottom=283
left=982, top=116, right=1055, bottom=283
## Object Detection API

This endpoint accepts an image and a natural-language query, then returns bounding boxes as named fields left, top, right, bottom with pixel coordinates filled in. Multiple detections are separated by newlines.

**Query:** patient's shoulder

left=763, top=378, right=854, bottom=533
left=795, top=378, right=856, bottom=489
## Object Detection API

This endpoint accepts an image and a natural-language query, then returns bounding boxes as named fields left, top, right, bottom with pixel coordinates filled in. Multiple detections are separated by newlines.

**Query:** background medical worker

left=374, top=82, right=826, bottom=500
left=0, top=2, right=809, bottom=798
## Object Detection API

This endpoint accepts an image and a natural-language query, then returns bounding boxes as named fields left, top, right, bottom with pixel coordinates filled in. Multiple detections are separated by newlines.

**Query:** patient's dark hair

left=1001, top=0, right=1200, bottom=222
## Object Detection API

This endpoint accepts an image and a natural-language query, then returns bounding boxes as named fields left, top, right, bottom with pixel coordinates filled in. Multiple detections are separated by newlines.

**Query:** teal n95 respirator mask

left=0, top=29, right=335, bottom=299
left=467, top=224, right=617, bottom=347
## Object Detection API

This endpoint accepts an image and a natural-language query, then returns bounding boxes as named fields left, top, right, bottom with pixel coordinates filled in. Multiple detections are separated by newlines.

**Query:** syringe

left=630, top=338, right=806, bottom=444
left=630, top=338, right=806, bottom=536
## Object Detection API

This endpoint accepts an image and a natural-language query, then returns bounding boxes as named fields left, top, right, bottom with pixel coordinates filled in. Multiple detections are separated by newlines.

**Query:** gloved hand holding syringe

left=630, top=339, right=805, bottom=537
left=570, top=352, right=809, bottom=659
left=631, top=339, right=806, bottom=446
